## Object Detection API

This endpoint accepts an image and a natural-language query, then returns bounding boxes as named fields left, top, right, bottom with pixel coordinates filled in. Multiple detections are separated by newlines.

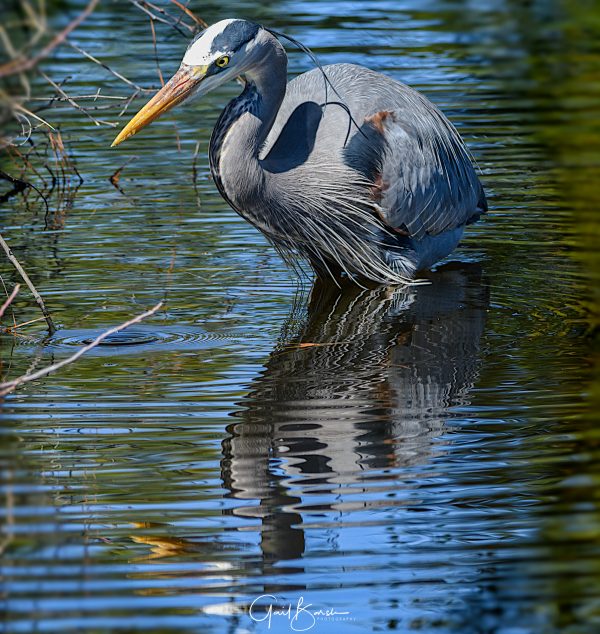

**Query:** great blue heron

left=112, top=19, right=487, bottom=285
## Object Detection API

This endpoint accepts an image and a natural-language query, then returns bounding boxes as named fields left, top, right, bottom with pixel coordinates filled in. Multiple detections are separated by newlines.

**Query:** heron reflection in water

left=112, top=19, right=486, bottom=284
left=122, top=266, right=488, bottom=606
left=221, top=264, right=489, bottom=565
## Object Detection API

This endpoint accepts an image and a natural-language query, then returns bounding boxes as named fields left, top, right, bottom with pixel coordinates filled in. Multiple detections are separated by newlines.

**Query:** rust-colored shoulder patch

left=370, top=172, right=390, bottom=203
left=365, top=110, right=396, bottom=134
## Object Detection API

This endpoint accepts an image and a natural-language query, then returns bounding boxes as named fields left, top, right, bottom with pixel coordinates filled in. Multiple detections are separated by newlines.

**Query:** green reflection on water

left=532, top=0, right=600, bottom=409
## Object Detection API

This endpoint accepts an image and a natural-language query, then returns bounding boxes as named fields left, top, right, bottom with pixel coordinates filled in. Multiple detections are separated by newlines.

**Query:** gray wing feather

left=373, top=103, right=486, bottom=239
left=262, top=63, right=486, bottom=239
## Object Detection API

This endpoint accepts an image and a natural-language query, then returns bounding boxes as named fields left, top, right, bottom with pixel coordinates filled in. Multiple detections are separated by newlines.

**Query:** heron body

left=113, top=19, right=487, bottom=284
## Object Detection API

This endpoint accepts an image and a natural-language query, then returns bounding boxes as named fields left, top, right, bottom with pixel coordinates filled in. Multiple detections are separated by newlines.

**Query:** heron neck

left=209, top=46, right=287, bottom=217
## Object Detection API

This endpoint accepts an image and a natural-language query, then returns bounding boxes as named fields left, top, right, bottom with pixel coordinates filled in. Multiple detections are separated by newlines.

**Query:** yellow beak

left=111, top=65, right=206, bottom=147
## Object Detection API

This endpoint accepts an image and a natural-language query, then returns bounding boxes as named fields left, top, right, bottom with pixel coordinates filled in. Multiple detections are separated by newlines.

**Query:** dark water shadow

left=221, top=263, right=490, bottom=575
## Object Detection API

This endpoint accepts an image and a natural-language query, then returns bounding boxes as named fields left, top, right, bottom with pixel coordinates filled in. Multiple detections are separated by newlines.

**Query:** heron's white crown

left=183, top=19, right=241, bottom=65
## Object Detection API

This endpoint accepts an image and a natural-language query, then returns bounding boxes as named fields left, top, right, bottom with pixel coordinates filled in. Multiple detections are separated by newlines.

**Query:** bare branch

left=27, top=93, right=134, bottom=101
left=66, top=41, right=150, bottom=92
left=0, top=284, right=20, bottom=320
left=12, top=102, right=56, bottom=131
left=40, top=71, right=117, bottom=127
left=129, top=0, right=192, bottom=37
left=0, top=0, right=100, bottom=78
left=167, top=1, right=207, bottom=29
left=2, top=315, right=46, bottom=331
left=118, top=89, right=141, bottom=117
left=0, top=301, right=164, bottom=396
left=0, top=232, right=56, bottom=335
left=149, top=17, right=164, bottom=86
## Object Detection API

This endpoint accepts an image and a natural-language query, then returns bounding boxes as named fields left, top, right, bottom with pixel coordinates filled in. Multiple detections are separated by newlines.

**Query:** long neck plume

left=209, top=34, right=287, bottom=219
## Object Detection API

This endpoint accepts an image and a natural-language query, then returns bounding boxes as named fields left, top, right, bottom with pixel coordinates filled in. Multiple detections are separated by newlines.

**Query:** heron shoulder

left=262, top=60, right=486, bottom=241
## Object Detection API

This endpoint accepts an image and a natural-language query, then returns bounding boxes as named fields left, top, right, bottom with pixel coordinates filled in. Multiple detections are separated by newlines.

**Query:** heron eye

left=215, top=55, right=230, bottom=68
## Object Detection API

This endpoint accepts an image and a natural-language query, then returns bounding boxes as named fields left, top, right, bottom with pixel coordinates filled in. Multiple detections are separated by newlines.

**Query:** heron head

left=111, top=19, right=270, bottom=147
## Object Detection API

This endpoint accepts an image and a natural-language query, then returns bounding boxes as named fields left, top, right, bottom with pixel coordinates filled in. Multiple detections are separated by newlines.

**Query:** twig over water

left=0, top=232, right=56, bottom=335
left=66, top=41, right=150, bottom=92
left=40, top=71, right=117, bottom=127
left=0, top=0, right=100, bottom=78
left=0, top=284, right=20, bottom=320
left=0, top=301, right=164, bottom=396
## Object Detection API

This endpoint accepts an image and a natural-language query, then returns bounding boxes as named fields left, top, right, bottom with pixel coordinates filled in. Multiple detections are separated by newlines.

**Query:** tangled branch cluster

left=0, top=0, right=205, bottom=198
left=0, top=1, right=206, bottom=393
